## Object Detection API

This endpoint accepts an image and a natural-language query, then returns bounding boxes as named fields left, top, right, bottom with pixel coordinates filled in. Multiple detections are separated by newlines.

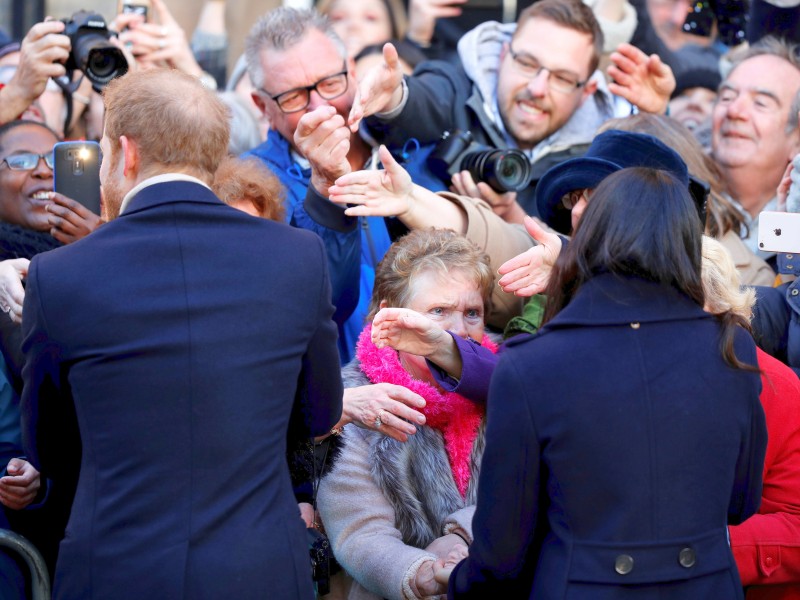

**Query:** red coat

left=731, top=349, right=800, bottom=599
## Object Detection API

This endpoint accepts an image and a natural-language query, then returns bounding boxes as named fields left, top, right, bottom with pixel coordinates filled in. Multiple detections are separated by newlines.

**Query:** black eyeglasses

left=0, top=152, right=54, bottom=171
left=261, top=65, right=349, bottom=114
left=508, top=45, right=587, bottom=93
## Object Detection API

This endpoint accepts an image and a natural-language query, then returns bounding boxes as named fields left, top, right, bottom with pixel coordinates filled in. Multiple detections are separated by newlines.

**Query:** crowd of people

left=0, top=0, right=799, bottom=598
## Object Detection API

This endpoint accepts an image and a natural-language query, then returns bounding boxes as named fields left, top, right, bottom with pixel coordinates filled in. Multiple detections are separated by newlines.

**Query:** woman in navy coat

left=445, top=167, right=768, bottom=599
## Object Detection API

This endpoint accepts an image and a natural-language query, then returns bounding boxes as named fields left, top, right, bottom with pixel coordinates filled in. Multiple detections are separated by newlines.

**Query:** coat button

left=630, top=322, right=640, bottom=329
left=792, top=289, right=799, bottom=296
left=679, top=547, right=696, bottom=568
left=615, top=554, right=634, bottom=575
left=787, top=254, right=794, bottom=259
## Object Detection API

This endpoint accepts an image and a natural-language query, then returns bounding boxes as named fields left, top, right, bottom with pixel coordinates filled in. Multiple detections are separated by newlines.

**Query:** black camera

left=429, top=130, right=532, bottom=193
left=62, top=11, right=128, bottom=92
left=308, top=527, right=332, bottom=596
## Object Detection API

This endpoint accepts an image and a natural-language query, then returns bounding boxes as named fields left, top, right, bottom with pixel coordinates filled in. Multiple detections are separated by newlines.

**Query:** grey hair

left=725, top=36, right=800, bottom=134
left=244, top=7, right=346, bottom=90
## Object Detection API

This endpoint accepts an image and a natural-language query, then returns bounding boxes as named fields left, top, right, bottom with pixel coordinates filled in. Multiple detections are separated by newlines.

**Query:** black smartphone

left=53, top=141, right=102, bottom=216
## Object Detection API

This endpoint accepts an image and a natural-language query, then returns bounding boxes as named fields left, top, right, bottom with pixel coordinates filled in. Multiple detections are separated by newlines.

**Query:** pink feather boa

left=356, top=326, right=498, bottom=497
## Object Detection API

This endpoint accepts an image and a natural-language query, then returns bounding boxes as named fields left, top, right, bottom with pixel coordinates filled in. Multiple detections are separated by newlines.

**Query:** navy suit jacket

left=21, top=181, right=342, bottom=599
left=450, top=274, right=767, bottom=599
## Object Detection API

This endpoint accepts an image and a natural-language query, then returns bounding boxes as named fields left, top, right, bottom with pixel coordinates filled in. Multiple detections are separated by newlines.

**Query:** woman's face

left=396, top=267, right=485, bottom=382
left=326, top=0, right=393, bottom=58
left=0, top=124, right=58, bottom=231
left=406, top=268, right=485, bottom=342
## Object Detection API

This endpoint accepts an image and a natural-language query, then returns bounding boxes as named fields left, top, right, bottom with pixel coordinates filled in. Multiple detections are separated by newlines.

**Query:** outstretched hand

left=0, top=259, right=29, bottom=324
left=777, top=154, right=800, bottom=213
left=117, top=0, right=202, bottom=76
left=348, top=43, right=404, bottom=132
left=372, top=307, right=449, bottom=356
left=329, top=145, right=414, bottom=217
left=498, top=216, right=562, bottom=296
left=607, top=43, right=675, bottom=115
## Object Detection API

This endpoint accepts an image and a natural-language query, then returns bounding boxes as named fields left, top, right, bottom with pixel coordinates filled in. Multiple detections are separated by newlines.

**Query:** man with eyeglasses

left=349, top=0, right=674, bottom=220
left=243, top=7, right=396, bottom=365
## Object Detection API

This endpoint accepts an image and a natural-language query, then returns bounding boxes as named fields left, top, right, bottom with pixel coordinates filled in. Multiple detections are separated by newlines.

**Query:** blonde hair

left=367, top=229, right=494, bottom=322
left=103, top=69, right=230, bottom=182
left=701, top=236, right=756, bottom=322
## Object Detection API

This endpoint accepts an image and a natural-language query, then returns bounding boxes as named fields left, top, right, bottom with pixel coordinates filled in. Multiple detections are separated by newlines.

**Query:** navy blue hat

left=535, top=130, right=689, bottom=234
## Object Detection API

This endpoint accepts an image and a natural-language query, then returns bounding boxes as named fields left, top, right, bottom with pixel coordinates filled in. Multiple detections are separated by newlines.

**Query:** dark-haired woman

left=444, top=167, right=768, bottom=599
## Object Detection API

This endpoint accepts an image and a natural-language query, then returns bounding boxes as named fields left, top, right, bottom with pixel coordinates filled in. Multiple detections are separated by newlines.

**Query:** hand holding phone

left=46, top=192, right=104, bottom=244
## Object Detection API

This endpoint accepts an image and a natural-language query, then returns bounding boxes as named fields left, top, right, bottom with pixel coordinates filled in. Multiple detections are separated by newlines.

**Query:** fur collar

left=356, top=326, right=497, bottom=496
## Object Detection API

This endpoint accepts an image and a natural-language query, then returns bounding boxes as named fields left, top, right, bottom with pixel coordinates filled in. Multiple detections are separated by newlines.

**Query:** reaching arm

left=607, top=43, right=675, bottom=115
left=497, top=217, right=563, bottom=297
left=328, top=145, right=466, bottom=231
left=0, top=21, right=69, bottom=125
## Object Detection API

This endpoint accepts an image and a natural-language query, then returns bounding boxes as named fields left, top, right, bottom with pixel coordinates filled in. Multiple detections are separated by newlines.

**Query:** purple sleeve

left=426, top=333, right=499, bottom=404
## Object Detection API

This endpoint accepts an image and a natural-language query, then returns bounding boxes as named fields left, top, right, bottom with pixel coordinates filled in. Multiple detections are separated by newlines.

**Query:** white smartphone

left=757, top=211, right=800, bottom=253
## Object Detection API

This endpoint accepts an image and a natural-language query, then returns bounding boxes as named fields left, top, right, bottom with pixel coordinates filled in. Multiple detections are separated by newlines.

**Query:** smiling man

left=355, top=0, right=615, bottom=218
left=710, top=37, right=800, bottom=256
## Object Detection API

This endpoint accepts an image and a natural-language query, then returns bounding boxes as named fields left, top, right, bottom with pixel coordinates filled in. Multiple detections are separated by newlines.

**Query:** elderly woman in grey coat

left=317, top=229, right=497, bottom=600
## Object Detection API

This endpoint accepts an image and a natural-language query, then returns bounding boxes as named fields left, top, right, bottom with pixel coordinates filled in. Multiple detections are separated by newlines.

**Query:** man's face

left=646, top=0, right=699, bottom=51
left=496, top=18, right=596, bottom=150
left=99, top=131, right=127, bottom=221
left=252, top=29, right=356, bottom=152
left=711, top=55, right=800, bottom=174
left=0, top=124, right=58, bottom=231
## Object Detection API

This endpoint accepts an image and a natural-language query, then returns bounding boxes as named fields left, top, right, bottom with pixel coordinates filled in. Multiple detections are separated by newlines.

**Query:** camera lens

left=462, top=149, right=531, bottom=193
left=71, top=31, right=128, bottom=90
left=87, top=49, right=116, bottom=80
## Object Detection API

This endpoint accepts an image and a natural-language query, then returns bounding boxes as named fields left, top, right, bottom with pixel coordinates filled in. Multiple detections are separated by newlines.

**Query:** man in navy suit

left=20, top=68, right=343, bottom=599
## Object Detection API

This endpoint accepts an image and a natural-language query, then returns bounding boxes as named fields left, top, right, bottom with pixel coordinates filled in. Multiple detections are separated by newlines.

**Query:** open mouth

left=29, top=190, right=53, bottom=205
left=517, top=101, right=545, bottom=117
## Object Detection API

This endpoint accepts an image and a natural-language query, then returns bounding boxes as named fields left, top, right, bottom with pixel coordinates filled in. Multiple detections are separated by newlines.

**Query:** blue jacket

left=246, top=131, right=391, bottom=363
left=450, top=274, right=767, bottom=599
left=753, top=276, right=800, bottom=378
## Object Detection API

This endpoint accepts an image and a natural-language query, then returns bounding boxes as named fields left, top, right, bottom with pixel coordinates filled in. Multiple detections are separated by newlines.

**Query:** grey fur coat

left=317, top=360, right=484, bottom=600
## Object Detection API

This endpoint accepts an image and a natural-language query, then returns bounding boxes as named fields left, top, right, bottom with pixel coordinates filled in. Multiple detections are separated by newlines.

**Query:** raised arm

left=328, top=145, right=466, bottom=232
left=607, top=42, right=675, bottom=115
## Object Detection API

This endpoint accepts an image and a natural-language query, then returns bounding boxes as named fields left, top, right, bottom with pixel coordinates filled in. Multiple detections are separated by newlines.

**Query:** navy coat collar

left=121, top=181, right=222, bottom=216
left=543, top=273, right=710, bottom=330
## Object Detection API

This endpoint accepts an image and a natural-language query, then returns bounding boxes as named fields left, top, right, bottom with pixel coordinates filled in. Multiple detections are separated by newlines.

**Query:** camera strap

left=52, top=73, right=85, bottom=140
left=310, top=438, right=331, bottom=522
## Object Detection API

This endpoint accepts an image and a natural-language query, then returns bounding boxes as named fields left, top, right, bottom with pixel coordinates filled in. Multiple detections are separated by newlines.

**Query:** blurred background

left=0, top=0, right=312, bottom=73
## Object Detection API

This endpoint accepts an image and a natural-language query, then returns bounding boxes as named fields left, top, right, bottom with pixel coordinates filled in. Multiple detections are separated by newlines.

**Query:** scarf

left=356, top=326, right=498, bottom=497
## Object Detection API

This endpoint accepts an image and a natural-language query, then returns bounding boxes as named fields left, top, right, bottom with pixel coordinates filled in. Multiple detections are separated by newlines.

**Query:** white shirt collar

left=119, top=173, right=212, bottom=215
